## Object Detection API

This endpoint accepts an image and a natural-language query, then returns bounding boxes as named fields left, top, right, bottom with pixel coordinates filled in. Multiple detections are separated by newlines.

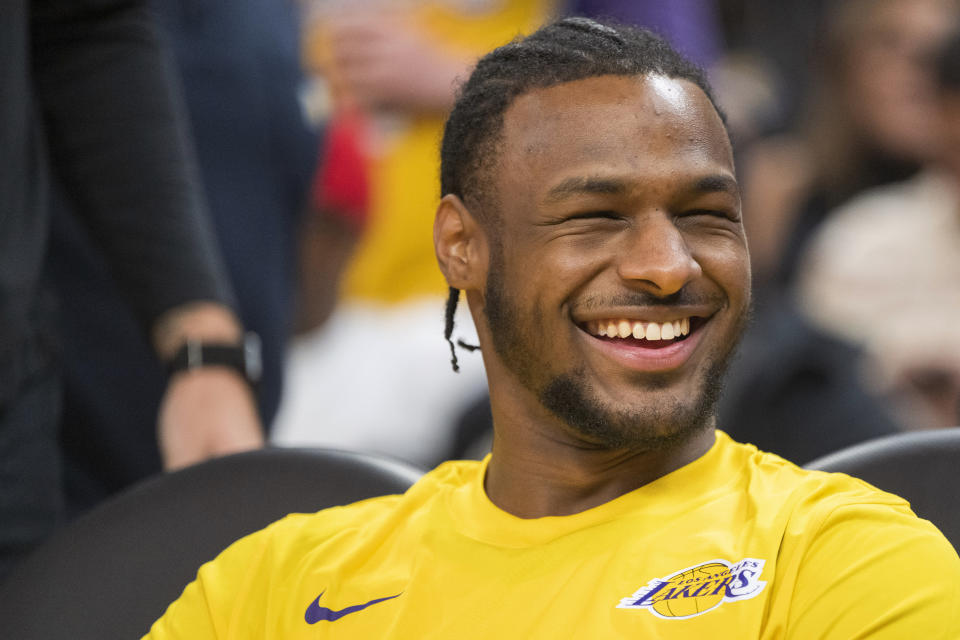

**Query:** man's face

left=477, top=74, right=750, bottom=451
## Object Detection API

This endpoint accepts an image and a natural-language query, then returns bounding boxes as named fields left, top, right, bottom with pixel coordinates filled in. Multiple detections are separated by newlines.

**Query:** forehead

left=495, top=74, right=733, bottom=201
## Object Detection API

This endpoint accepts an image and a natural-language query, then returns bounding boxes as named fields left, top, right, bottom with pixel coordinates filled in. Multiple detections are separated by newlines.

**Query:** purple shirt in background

left=569, top=0, right=723, bottom=69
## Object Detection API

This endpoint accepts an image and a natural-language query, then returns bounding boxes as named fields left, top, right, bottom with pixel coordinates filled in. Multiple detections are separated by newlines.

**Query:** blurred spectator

left=273, top=0, right=551, bottom=467
left=2, top=0, right=261, bottom=578
left=46, top=0, right=317, bottom=516
left=701, top=0, right=945, bottom=461
left=739, top=0, right=958, bottom=289
left=798, top=26, right=960, bottom=430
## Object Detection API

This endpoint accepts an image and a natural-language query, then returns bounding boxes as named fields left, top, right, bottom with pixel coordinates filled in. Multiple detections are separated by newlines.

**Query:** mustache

left=574, top=288, right=725, bottom=311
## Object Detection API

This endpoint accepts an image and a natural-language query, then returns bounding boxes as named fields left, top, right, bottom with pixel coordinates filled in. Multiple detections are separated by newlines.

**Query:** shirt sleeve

left=30, top=0, right=235, bottom=332
left=142, top=520, right=279, bottom=640
left=785, top=501, right=960, bottom=639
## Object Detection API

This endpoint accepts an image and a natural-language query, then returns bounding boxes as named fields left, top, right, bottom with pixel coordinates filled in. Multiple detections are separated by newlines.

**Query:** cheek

left=689, top=236, right=751, bottom=301
left=506, top=237, right=609, bottom=300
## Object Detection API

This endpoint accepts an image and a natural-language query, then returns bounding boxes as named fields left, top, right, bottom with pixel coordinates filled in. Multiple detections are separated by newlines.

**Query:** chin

left=539, top=364, right=724, bottom=452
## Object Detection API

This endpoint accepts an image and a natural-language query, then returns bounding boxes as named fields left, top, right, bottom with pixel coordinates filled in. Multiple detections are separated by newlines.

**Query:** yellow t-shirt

left=144, top=432, right=960, bottom=638
left=340, top=0, right=553, bottom=303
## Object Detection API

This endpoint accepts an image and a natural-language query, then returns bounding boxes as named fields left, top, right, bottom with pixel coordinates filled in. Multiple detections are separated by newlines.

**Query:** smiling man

left=145, top=18, right=960, bottom=639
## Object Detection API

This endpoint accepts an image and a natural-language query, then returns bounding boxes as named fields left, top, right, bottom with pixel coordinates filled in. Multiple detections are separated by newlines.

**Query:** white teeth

left=646, top=322, right=661, bottom=341
left=589, top=317, right=693, bottom=341
left=661, top=322, right=675, bottom=340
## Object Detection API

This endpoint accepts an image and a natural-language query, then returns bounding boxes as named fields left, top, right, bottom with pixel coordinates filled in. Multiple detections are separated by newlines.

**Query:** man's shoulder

left=723, top=436, right=960, bottom=598
left=722, top=435, right=918, bottom=524
left=255, top=458, right=483, bottom=544
left=723, top=448, right=960, bottom=637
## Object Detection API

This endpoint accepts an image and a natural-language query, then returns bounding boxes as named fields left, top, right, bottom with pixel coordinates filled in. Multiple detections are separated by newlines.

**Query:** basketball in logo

left=650, top=561, right=729, bottom=618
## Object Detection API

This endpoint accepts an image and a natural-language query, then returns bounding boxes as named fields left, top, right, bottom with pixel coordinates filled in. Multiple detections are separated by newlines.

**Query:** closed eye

left=538, top=210, right=624, bottom=226
left=565, top=210, right=622, bottom=222
left=682, top=208, right=741, bottom=222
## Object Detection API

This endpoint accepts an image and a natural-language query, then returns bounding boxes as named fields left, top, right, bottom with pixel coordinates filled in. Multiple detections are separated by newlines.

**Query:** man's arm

left=31, top=0, right=262, bottom=467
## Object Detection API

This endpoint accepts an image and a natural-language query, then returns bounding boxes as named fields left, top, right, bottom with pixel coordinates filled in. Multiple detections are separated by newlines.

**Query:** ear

left=434, top=194, right=488, bottom=291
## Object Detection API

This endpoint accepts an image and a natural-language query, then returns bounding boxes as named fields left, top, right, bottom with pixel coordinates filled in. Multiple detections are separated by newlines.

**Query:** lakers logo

left=617, top=558, right=767, bottom=620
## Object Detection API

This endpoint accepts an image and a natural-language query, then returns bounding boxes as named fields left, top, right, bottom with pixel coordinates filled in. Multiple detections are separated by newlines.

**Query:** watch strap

left=166, top=332, right=262, bottom=390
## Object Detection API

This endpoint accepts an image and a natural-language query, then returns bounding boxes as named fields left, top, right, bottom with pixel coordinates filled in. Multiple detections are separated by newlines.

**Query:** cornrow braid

left=444, top=287, right=461, bottom=372
left=444, top=287, right=480, bottom=372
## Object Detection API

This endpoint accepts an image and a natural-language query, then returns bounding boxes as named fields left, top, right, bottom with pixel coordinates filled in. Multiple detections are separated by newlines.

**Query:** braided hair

left=439, top=17, right=724, bottom=371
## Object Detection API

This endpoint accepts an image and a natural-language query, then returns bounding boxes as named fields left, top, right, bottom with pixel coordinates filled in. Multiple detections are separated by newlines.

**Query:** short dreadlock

left=440, top=16, right=725, bottom=372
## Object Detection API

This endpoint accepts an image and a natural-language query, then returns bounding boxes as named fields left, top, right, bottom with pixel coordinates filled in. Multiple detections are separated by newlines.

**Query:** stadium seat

left=0, top=447, right=424, bottom=640
left=805, top=427, right=960, bottom=549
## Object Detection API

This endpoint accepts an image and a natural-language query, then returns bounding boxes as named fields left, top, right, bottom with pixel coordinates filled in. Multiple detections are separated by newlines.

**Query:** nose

left=616, top=212, right=702, bottom=296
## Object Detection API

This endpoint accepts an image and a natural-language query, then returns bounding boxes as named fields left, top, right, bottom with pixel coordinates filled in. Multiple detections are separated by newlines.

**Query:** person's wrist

left=166, top=333, right=262, bottom=395
left=153, top=302, right=244, bottom=361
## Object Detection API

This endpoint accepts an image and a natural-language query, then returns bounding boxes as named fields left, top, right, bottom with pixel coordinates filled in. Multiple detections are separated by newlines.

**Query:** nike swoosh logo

left=304, top=590, right=402, bottom=623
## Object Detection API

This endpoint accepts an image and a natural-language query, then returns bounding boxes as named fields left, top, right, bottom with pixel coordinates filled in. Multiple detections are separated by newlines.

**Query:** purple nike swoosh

left=304, top=590, right=402, bottom=623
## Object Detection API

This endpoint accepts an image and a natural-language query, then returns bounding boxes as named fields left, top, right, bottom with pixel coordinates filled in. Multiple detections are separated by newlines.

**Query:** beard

left=537, top=361, right=727, bottom=450
left=483, top=251, right=746, bottom=452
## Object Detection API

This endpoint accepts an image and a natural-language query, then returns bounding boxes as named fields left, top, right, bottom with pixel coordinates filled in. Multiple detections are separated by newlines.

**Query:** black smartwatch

left=166, top=332, right=262, bottom=393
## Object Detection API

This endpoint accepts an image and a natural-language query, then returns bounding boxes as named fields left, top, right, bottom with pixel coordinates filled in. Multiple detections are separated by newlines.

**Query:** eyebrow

left=543, top=173, right=740, bottom=204
left=692, top=174, right=740, bottom=198
left=543, top=176, right=629, bottom=203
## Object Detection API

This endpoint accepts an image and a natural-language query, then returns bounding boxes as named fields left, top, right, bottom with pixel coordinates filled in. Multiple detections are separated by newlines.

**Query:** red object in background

left=312, top=110, right=371, bottom=231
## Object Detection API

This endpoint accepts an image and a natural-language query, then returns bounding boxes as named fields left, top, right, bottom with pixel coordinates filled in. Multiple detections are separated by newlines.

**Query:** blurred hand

left=151, top=302, right=264, bottom=471
left=158, top=367, right=264, bottom=471
left=323, top=13, right=470, bottom=113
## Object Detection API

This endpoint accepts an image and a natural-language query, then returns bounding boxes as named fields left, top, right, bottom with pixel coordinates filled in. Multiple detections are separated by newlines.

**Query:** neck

left=483, top=396, right=716, bottom=519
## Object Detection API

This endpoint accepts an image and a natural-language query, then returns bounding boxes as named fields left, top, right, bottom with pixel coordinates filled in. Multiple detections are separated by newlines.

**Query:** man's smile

left=576, top=312, right=712, bottom=373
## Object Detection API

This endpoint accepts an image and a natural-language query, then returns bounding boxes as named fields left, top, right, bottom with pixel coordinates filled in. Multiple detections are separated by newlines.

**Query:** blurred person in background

left=45, top=0, right=318, bottom=517
left=1, top=0, right=262, bottom=578
left=739, top=0, right=958, bottom=289
left=703, top=0, right=954, bottom=462
left=798, top=26, right=960, bottom=430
